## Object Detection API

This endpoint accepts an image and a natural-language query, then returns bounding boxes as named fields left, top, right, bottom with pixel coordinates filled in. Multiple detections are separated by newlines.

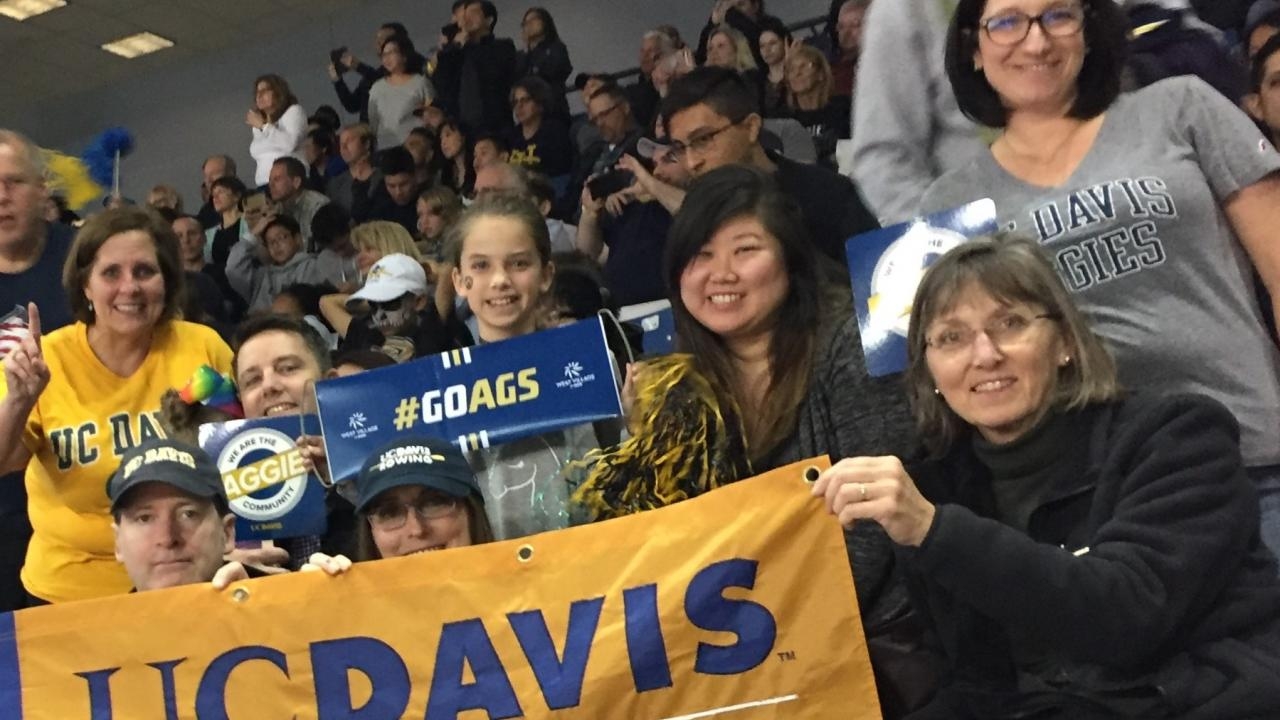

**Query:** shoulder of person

left=47, top=221, right=76, bottom=250
left=41, top=321, right=83, bottom=355
left=1103, top=391, right=1240, bottom=449
left=918, top=159, right=987, bottom=216
left=163, top=319, right=231, bottom=355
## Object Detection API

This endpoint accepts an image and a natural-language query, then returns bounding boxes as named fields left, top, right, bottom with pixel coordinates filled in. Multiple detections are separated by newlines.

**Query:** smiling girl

left=446, top=193, right=612, bottom=540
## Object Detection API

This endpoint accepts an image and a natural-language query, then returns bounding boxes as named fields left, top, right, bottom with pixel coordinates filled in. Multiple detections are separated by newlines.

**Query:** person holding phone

left=367, top=36, right=435, bottom=152
left=328, top=23, right=427, bottom=123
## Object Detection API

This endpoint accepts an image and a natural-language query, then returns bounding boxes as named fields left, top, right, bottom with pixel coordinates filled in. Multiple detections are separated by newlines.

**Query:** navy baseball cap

left=355, top=436, right=482, bottom=513
left=108, top=439, right=225, bottom=512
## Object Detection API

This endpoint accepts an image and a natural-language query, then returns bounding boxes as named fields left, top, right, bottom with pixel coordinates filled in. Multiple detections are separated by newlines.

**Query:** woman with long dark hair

left=437, top=118, right=475, bottom=197
left=515, top=7, right=573, bottom=117
left=577, top=165, right=930, bottom=715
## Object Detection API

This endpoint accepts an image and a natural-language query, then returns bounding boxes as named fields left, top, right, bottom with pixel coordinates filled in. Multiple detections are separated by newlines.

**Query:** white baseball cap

left=346, top=254, right=428, bottom=310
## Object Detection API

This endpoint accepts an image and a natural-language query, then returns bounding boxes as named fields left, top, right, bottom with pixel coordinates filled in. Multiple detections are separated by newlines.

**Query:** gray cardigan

left=760, top=314, right=919, bottom=632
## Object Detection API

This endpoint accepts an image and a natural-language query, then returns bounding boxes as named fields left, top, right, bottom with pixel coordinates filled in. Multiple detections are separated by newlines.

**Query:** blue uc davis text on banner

left=68, top=557, right=775, bottom=720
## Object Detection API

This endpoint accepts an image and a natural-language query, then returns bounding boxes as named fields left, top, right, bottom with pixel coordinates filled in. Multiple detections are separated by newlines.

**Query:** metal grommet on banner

left=802, top=466, right=821, bottom=484
left=517, top=544, right=535, bottom=563
left=231, top=586, right=251, bottom=603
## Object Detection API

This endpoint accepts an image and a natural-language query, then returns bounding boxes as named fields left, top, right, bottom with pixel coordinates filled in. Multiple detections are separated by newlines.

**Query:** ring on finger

left=858, top=483, right=868, bottom=502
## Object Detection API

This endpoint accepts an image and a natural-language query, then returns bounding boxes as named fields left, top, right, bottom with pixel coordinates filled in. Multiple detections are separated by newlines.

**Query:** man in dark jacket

left=660, top=67, right=880, bottom=265
left=433, top=0, right=517, bottom=135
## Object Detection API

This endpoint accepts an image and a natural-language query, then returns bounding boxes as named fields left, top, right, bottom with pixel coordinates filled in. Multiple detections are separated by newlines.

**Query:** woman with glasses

left=815, top=234, right=1280, bottom=719
left=921, top=0, right=1280, bottom=562
left=305, top=436, right=493, bottom=574
left=367, top=36, right=435, bottom=152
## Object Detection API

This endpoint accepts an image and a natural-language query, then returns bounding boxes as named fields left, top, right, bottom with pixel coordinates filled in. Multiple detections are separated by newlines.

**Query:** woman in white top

left=368, top=36, right=435, bottom=152
left=247, top=74, right=307, bottom=187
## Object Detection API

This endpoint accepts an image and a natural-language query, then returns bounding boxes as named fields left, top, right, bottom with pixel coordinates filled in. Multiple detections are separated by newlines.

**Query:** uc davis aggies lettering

left=48, top=411, right=165, bottom=472
left=1015, top=176, right=1175, bottom=293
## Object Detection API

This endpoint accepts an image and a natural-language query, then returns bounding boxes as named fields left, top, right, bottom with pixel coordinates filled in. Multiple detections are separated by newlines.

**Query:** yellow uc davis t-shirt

left=0, top=320, right=232, bottom=603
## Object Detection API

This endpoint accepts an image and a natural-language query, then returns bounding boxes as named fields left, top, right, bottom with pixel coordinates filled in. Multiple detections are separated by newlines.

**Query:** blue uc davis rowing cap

left=355, top=436, right=482, bottom=513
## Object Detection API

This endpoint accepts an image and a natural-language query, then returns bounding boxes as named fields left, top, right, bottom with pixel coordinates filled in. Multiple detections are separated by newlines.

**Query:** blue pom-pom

left=99, top=126, right=133, bottom=156
left=80, top=127, right=134, bottom=187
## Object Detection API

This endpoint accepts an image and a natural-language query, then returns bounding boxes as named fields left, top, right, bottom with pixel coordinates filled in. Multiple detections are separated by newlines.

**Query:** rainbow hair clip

left=178, top=365, right=244, bottom=419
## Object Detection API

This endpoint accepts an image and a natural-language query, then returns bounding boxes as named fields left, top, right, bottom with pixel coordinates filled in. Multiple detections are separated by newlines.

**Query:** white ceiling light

left=101, top=32, right=174, bottom=59
left=0, top=0, right=66, bottom=21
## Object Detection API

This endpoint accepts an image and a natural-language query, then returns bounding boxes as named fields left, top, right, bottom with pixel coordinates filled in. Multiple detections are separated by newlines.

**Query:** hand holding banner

left=0, top=457, right=882, bottom=719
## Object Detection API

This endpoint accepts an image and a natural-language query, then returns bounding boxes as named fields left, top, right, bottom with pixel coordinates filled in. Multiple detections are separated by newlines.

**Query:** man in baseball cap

left=108, top=438, right=237, bottom=592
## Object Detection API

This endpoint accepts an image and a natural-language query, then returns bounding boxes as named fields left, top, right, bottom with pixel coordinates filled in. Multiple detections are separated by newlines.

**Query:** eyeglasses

left=367, top=495, right=460, bottom=530
left=512, top=95, right=536, bottom=106
left=925, top=312, right=1058, bottom=356
left=669, top=121, right=738, bottom=160
left=588, top=103, right=622, bottom=125
left=978, top=6, right=1084, bottom=46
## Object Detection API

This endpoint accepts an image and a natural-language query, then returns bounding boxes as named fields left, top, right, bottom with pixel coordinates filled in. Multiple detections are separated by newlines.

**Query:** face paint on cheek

left=463, top=276, right=474, bottom=290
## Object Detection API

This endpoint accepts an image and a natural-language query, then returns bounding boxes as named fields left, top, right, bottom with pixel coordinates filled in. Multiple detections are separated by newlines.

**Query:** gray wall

left=1, top=0, right=828, bottom=205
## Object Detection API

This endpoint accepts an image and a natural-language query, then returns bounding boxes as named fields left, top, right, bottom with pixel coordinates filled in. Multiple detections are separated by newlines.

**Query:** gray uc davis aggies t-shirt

left=921, top=76, right=1280, bottom=466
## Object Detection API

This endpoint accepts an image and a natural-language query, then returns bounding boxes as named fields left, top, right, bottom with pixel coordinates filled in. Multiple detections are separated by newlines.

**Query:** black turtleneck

left=971, top=408, right=1092, bottom=534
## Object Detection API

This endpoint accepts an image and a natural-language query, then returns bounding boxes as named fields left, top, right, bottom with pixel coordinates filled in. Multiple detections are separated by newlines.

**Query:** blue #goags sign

left=847, top=199, right=998, bottom=377
left=314, top=317, right=623, bottom=484
left=197, top=415, right=328, bottom=541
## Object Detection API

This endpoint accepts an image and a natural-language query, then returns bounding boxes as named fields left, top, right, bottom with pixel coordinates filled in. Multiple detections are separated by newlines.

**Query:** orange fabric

left=12, top=457, right=881, bottom=719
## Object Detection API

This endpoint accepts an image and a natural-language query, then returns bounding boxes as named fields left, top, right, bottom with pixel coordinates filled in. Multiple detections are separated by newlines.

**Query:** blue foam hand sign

left=198, top=415, right=328, bottom=541
left=847, top=199, right=998, bottom=377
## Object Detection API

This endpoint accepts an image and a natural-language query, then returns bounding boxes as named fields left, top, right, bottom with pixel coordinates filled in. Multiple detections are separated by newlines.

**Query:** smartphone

left=441, top=23, right=460, bottom=41
left=329, top=46, right=347, bottom=71
left=587, top=170, right=635, bottom=200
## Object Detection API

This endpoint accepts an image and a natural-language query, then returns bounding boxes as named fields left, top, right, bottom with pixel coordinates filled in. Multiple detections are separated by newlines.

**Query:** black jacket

left=515, top=39, right=572, bottom=118
left=903, top=394, right=1280, bottom=719
left=434, top=35, right=518, bottom=135
left=770, top=151, right=879, bottom=266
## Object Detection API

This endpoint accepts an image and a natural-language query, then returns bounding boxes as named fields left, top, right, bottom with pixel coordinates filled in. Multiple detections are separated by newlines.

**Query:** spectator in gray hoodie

left=850, top=0, right=987, bottom=224
left=227, top=216, right=327, bottom=312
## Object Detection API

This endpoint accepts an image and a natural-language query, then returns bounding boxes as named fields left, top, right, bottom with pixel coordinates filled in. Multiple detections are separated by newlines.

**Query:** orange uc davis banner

left=0, top=458, right=882, bottom=719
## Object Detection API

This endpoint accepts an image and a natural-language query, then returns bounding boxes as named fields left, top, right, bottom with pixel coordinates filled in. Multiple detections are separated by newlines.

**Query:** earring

left=88, top=301, right=94, bottom=314
left=1061, top=355, right=1071, bottom=366
left=933, top=388, right=941, bottom=395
